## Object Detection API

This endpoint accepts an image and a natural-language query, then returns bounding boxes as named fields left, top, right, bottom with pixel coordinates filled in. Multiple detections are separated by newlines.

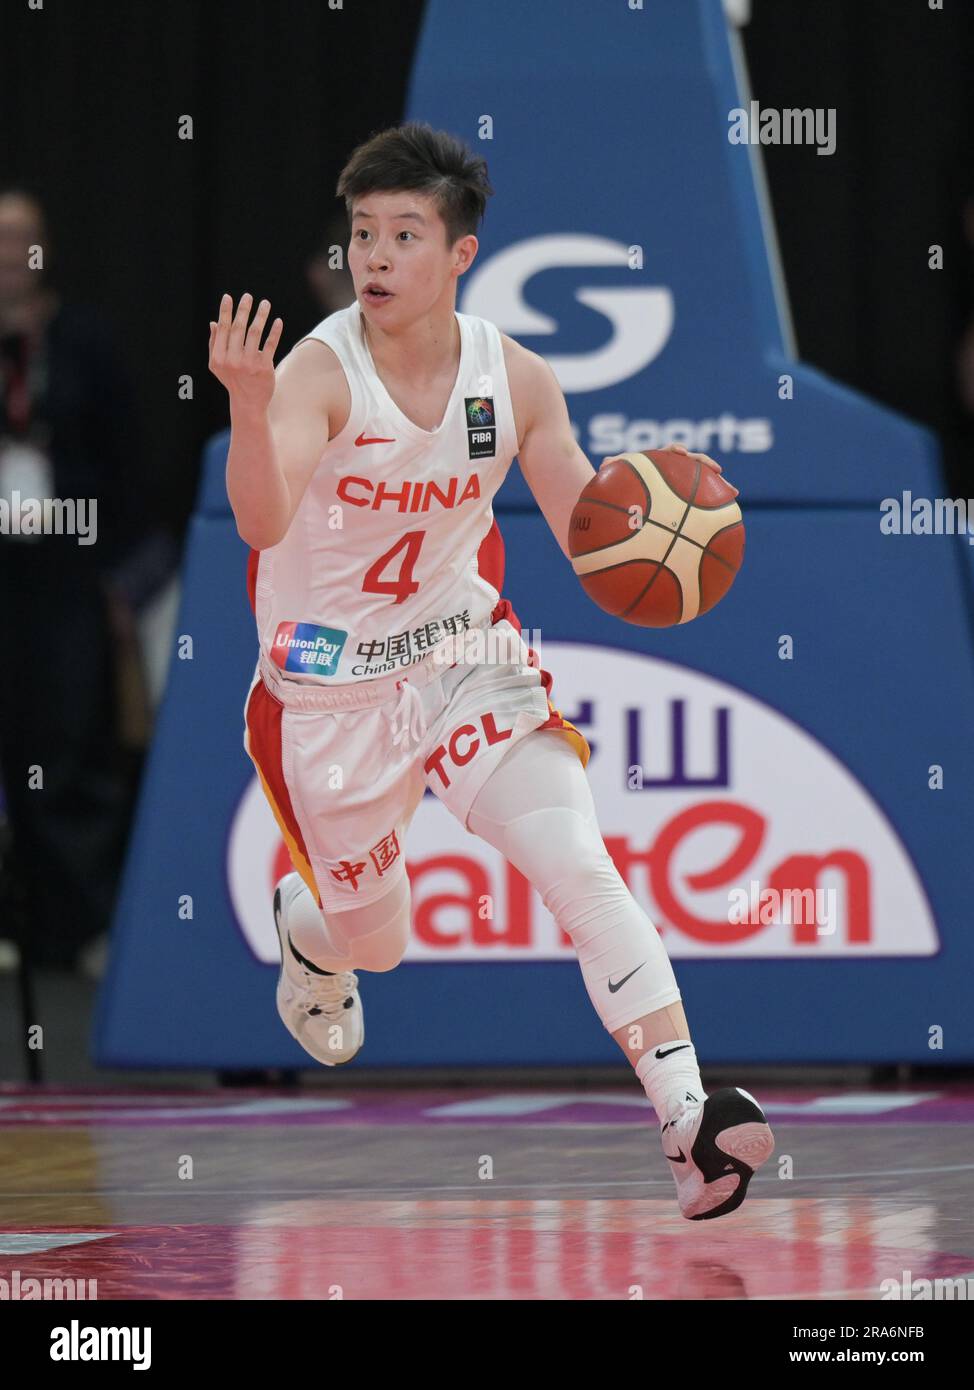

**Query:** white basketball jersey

left=247, top=302, right=519, bottom=684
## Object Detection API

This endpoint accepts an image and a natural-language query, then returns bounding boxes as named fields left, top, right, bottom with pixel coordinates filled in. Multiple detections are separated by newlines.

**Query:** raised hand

left=208, top=292, right=284, bottom=412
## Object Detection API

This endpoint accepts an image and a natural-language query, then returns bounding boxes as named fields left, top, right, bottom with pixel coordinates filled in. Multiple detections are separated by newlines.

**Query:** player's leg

left=244, top=675, right=420, bottom=1066
left=269, top=870, right=412, bottom=1065
left=280, top=868, right=411, bottom=974
left=465, top=731, right=699, bottom=1110
left=465, top=729, right=774, bottom=1219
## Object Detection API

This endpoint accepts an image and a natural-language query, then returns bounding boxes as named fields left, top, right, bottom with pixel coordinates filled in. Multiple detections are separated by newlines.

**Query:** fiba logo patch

left=465, top=396, right=496, bottom=459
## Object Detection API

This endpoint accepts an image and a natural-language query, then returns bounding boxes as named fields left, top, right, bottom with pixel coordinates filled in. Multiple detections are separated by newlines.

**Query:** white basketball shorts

left=243, top=601, right=591, bottom=915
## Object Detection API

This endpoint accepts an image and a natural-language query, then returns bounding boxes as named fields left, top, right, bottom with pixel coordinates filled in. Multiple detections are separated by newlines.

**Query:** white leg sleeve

left=466, top=732, right=682, bottom=1033
left=286, top=871, right=412, bottom=974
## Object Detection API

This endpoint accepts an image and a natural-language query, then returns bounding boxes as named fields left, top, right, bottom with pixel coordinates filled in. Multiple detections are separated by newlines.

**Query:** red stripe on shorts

left=476, top=517, right=506, bottom=612
left=246, top=547, right=260, bottom=616
left=489, top=592, right=591, bottom=769
left=244, top=677, right=323, bottom=908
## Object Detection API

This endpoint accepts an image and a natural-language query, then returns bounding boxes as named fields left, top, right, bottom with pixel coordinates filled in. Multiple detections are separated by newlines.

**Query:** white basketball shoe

left=272, top=872, right=364, bottom=1066
left=660, top=1086, right=775, bottom=1220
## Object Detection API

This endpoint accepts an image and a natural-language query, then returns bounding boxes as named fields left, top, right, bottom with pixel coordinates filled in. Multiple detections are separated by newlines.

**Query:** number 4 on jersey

left=362, top=531, right=425, bottom=605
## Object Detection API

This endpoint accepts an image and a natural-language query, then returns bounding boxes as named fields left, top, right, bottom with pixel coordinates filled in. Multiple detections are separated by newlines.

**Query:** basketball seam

left=620, top=459, right=699, bottom=620
left=696, top=520, right=745, bottom=574
left=574, top=503, right=741, bottom=569
left=570, top=495, right=644, bottom=558
left=620, top=457, right=652, bottom=518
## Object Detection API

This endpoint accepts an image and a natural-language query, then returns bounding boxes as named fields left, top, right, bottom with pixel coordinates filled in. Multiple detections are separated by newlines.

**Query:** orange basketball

left=568, top=450, right=744, bottom=627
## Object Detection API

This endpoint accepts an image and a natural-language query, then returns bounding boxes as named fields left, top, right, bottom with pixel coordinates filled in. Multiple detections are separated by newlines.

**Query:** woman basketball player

left=208, top=121, right=774, bottom=1220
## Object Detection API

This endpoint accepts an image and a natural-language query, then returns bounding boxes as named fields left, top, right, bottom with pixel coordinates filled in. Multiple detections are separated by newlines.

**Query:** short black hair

left=336, top=122, right=493, bottom=248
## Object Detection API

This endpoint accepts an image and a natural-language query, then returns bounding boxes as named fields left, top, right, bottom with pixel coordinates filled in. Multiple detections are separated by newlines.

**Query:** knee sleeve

left=287, top=871, right=412, bottom=973
left=467, top=733, right=682, bottom=1032
left=327, top=872, right=412, bottom=972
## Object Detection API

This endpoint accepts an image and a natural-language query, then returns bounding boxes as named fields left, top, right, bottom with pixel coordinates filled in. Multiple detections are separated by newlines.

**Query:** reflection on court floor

left=1, top=1086, right=972, bottom=1299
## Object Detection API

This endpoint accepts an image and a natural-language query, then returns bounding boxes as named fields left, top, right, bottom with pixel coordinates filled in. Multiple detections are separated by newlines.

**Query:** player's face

left=349, top=191, right=466, bottom=323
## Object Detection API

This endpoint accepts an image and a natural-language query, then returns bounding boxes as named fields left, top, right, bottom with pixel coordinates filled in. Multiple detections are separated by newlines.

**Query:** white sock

left=635, top=1041, right=707, bottom=1126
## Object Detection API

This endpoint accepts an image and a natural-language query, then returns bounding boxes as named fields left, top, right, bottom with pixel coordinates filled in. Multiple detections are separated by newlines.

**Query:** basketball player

left=208, top=123, right=774, bottom=1220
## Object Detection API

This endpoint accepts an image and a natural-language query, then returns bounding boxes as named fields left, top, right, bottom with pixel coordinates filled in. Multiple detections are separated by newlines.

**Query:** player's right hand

left=208, top=292, right=284, bottom=412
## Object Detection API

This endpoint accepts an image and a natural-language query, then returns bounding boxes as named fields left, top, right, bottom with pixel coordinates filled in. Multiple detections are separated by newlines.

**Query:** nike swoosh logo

left=355, top=431, right=396, bottom=446
left=663, top=1147, right=687, bottom=1164
left=607, top=962, right=645, bottom=994
left=654, top=1043, right=690, bottom=1060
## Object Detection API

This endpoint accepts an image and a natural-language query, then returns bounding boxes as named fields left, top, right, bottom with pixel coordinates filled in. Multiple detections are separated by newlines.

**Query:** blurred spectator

left=0, top=187, right=168, bottom=972
left=305, top=213, right=356, bottom=316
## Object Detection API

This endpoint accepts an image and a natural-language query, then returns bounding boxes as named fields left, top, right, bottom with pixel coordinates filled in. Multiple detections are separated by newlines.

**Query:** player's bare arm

left=210, top=291, right=337, bottom=551
left=506, top=340, right=596, bottom=562
left=506, top=336, right=731, bottom=562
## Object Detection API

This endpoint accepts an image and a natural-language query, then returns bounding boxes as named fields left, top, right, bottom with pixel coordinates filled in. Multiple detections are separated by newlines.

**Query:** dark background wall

left=1, top=0, right=426, bottom=540
left=743, top=0, right=974, bottom=493
left=2, top=0, right=972, bottom=548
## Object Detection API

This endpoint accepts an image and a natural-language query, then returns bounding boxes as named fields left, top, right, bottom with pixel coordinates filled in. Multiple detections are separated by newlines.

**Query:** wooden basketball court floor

left=1, top=1084, right=972, bottom=1300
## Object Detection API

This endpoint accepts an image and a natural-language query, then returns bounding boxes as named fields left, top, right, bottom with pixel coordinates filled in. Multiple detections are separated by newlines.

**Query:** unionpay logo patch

left=465, top=396, right=496, bottom=459
left=271, top=621, right=347, bottom=676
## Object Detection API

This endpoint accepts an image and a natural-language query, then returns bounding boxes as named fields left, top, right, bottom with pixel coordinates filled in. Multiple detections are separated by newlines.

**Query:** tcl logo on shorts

left=424, top=712, right=513, bottom=789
